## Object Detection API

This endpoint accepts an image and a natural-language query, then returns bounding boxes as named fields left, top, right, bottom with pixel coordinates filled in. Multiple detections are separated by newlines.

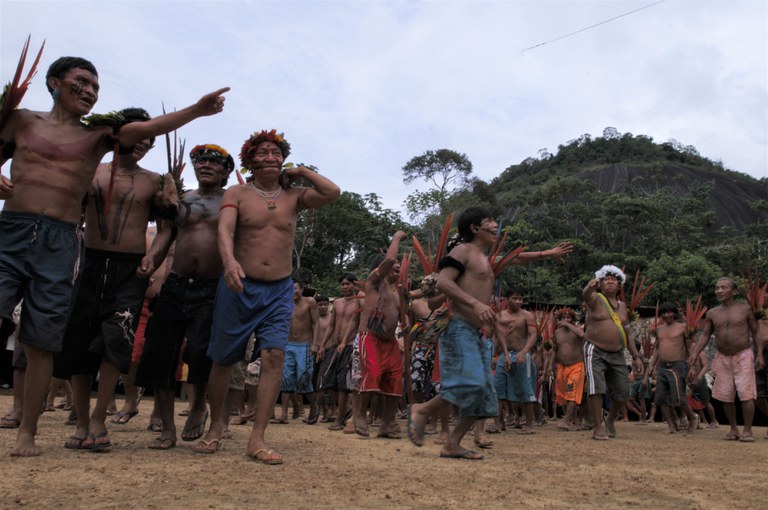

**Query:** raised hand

left=195, top=87, right=230, bottom=116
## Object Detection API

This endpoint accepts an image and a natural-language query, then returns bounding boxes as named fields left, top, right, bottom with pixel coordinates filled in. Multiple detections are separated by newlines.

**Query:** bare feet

left=407, top=404, right=426, bottom=447
left=11, top=430, right=40, bottom=457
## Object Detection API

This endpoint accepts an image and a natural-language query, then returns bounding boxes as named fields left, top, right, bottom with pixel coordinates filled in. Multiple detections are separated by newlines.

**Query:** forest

left=293, top=127, right=767, bottom=309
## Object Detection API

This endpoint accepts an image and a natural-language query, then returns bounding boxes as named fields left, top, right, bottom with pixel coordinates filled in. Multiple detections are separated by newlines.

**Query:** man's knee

left=260, top=349, right=285, bottom=371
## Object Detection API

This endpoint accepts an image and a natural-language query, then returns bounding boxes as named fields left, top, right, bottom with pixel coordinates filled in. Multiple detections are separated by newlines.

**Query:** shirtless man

left=583, top=265, right=644, bottom=441
left=51, top=106, right=181, bottom=452
left=547, top=307, right=585, bottom=431
left=318, top=273, right=362, bottom=431
left=688, top=277, right=762, bottom=442
left=493, top=286, right=538, bottom=434
left=196, top=129, right=339, bottom=463
left=644, top=302, right=697, bottom=434
left=276, top=280, right=319, bottom=423
left=0, top=55, right=227, bottom=456
left=134, top=144, right=234, bottom=450
left=355, top=231, right=408, bottom=439
left=408, top=207, right=499, bottom=460
left=307, top=294, right=332, bottom=423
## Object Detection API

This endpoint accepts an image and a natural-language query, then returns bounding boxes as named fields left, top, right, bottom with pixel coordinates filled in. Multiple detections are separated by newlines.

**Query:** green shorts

left=584, top=341, right=630, bottom=402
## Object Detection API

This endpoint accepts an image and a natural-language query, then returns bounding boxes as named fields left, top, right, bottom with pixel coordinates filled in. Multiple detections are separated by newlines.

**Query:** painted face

left=475, top=218, right=499, bottom=245
left=193, top=156, right=228, bottom=187
left=506, top=294, right=523, bottom=311
left=55, top=67, right=99, bottom=115
left=339, top=279, right=354, bottom=297
left=247, top=141, right=284, bottom=174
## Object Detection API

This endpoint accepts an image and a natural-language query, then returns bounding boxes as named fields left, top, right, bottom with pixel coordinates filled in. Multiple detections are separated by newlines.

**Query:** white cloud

left=2, top=0, right=765, bottom=215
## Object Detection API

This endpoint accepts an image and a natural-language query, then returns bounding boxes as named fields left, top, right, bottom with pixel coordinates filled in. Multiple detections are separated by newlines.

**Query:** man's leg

left=180, top=381, right=208, bottom=441
left=721, top=402, right=740, bottom=438
left=12, top=347, right=53, bottom=456
left=195, top=363, right=232, bottom=451
left=114, top=362, right=141, bottom=422
left=1, top=368, right=25, bottom=426
left=559, top=401, right=577, bottom=430
left=605, top=399, right=625, bottom=437
left=740, top=399, right=755, bottom=440
left=377, top=395, right=399, bottom=437
left=356, top=391, right=373, bottom=436
left=589, top=394, right=608, bottom=439
left=409, top=395, right=450, bottom=446
left=246, top=348, right=285, bottom=461
left=279, top=392, right=290, bottom=422
left=69, top=373, right=93, bottom=446
left=84, top=362, right=120, bottom=449
left=518, top=402, right=535, bottom=434
left=152, top=388, right=177, bottom=447
left=660, top=405, right=676, bottom=433
left=330, top=391, right=348, bottom=430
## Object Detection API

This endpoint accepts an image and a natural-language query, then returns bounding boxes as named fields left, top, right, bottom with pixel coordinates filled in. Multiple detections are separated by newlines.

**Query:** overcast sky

left=2, top=0, right=766, bottom=216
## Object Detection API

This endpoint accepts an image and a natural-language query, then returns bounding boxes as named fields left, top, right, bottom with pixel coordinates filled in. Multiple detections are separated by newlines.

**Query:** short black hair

left=658, top=302, right=677, bottom=316
left=339, top=273, right=357, bottom=284
left=46, top=56, right=98, bottom=94
left=505, top=285, right=524, bottom=298
left=315, top=294, right=329, bottom=303
left=457, top=207, right=494, bottom=242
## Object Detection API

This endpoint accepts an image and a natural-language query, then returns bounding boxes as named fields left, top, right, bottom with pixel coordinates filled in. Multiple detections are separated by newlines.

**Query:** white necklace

left=250, top=182, right=281, bottom=210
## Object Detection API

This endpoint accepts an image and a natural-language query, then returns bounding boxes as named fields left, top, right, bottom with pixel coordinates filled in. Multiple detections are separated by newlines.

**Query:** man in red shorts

left=354, top=230, right=408, bottom=439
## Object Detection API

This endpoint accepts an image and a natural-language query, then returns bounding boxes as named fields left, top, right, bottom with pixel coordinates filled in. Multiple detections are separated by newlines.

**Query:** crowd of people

left=0, top=55, right=766, bottom=463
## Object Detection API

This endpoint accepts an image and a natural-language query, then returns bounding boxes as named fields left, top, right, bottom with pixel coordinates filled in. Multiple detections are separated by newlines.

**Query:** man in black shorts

left=134, top=144, right=234, bottom=450
left=52, top=108, right=180, bottom=451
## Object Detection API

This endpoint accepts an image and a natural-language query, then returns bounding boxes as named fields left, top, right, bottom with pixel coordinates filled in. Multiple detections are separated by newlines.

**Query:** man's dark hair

left=505, top=285, right=524, bottom=298
left=457, top=207, right=494, bottom=242
left=339, top=272, right=357, bottom=284
left=119, top=107, right=155, bottom=147
left=46, top=56, right=98, bottom=94
left=315, top=294, right=329, bottom=303
left=658, top=301, right=677, bottom=317
left=294, top=278, right=305, bottom=289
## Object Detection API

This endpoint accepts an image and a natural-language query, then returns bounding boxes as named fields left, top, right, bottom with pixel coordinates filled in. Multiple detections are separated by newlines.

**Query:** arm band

left=437, top=255, right=466, bottom=277
left=220, top=203, right=238, bottom=211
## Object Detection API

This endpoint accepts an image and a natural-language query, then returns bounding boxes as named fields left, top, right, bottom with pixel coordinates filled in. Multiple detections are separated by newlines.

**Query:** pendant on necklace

left=267, top=201, right=277, bottom=210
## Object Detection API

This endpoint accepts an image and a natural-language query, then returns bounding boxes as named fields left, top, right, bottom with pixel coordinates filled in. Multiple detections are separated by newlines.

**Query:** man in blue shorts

left=408, top=207, right=500, bottom=460
left=0, top=54, right=227, bottom=456
left=493, top=286, right=538, bottom=435
left=193, top=130, right=339, bottom=463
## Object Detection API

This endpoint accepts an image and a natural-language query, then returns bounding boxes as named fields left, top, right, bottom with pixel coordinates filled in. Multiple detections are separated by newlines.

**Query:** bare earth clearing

left=0, top=393, right=766, bottom=509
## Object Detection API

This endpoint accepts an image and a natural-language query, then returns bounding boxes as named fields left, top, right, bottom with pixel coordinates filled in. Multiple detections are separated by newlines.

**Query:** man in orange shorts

left=355, top=230, right=408, bottom=439
left=548, top=307, right=585, bottom=431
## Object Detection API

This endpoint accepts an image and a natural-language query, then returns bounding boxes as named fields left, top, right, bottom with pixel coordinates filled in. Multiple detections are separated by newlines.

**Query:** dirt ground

left=0, top=393, right=766, bottom=510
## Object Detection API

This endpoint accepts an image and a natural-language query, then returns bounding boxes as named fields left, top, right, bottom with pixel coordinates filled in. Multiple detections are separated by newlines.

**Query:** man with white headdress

left=582, top=265, right=644, bottom=440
